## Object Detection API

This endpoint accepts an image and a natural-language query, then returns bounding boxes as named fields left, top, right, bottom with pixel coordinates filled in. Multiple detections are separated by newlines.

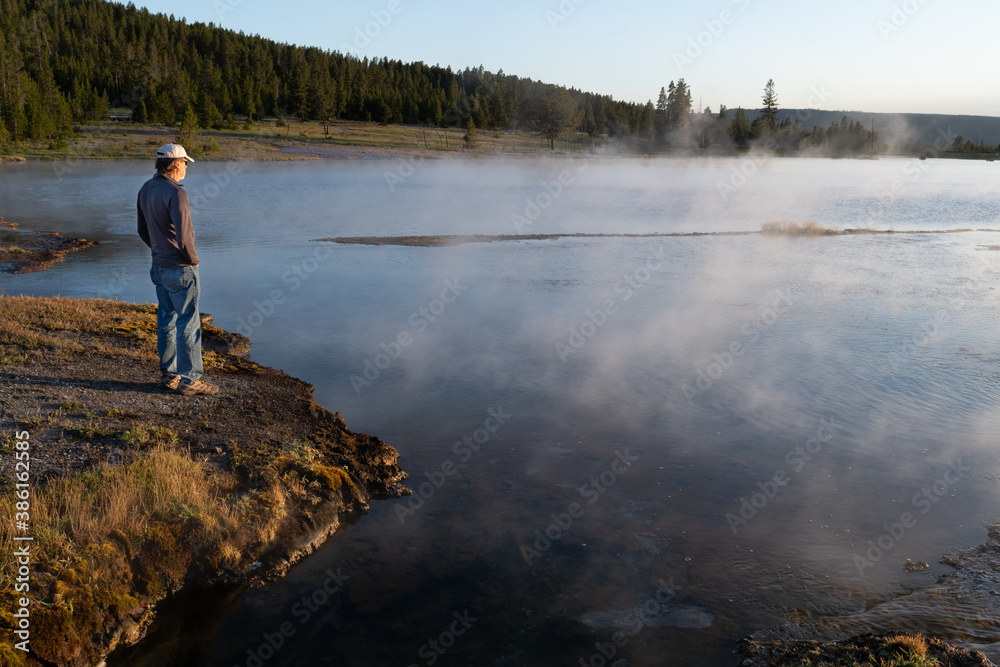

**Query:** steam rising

left=7, top=156, right=1000, bottom=664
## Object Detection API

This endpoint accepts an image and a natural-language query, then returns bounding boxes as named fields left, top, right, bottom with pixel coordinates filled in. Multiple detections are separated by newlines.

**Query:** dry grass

left=0, top=439, right=354, bottom=576
left=883, top=634, right=929, bottom=658
left=761, top=221, right=842, bottom=236
left=119, top=423, right=177, bottom=448
left=0, top=295, right=369, bottom=665
left=2, top=118, right=600, bottom=162
left=777, top=633, right=944, bottom=666
left=0, top=295, right=155, bottom=335
left=0, top=295, right=157, bottom=363
left=14, top=447, right=227, bottom=548
left=0, top=446, right=247, bottom=664
left=0, top=447, right=239, bottom=574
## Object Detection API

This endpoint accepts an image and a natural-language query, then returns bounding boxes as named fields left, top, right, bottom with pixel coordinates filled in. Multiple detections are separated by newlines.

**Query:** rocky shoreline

left=738, top=632, right=993, bottom=666
left=0, top=219, right=99, bottom=274
left=0, top=295, right=407, bottom=666
left=750, top=525, right=1000, bottom=665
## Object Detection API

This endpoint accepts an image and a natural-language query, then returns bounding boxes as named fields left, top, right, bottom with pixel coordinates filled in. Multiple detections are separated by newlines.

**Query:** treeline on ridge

left=0, top=0, right=650, bottom=145
left=2, top=0, right=980, bottom=154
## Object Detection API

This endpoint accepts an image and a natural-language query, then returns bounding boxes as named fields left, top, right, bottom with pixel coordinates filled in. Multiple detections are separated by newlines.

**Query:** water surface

left=3, top=156, right=1000, bottom=666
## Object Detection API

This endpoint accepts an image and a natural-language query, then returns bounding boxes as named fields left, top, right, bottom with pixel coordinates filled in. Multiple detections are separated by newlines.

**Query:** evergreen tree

left=538, top=87, right=575, bottom=150
left=759, top=79, right=779, bottom=134
left=197, top=91, right=223, bottom=129
left=731, top=107, right=751, bottom=146
left=23, top=79, right=57, bottom=140
left=464, top=116, right=477, bottom=148
left=176, top=103, right=200, bottom=147
left=666, top=79, right=692, bottom=130
left=582, top=101, right=597, bottom=136
left=710, top=106, right=732, bottom=146
left=150, top=89, right=175, bottom=125
left=654, top=86, right=668, bottom=142
left=95, top=92, right=110, bottom=121
left=638, top=101, right=655, bottom=141
left=810, top=125, right=828, bottom=148
left=0, top=0, right=654, bottom=147
left=244, top=95, right=257, bottom=130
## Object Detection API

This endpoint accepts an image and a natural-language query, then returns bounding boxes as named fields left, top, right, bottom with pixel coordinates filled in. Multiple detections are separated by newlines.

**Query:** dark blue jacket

left=137, top=173, right=200, bottom=268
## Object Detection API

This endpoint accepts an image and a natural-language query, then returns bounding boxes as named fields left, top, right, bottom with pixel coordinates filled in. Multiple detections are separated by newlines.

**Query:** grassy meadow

left=0, top=116, right=609, bottom=163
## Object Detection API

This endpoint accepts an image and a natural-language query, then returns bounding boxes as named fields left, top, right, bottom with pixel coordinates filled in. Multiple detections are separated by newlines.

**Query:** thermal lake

left=3, top=154, right=1000, bottom=666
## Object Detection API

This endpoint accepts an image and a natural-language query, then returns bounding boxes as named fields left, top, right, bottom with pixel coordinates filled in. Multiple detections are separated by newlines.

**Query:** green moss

left=23, top=408, right=61, bottom=429
left=120, top=423, right=176, bottom=447
left=66, top=584, right=102, bottom=637
left=129, top=303, right=157, bottom=315
left=201, top=323, right=227, bottom=336
left=64, top=420, right=115, bottom=440
left=30, top=603, right=76, bottom=664
left=0, top=642, right=28, bottom=667
left=108, top=591, right=138, bottom=616
left=133, top=521, right=192, bottom=597
left=267, top=448, right=357, bottom=500
left=73, top=558, right=90, bottom=579
left=230, top=443, right=277, bottom=471
left=313, top=464, right=356, bottom=493
left=113, top=319, right=157, bottom=342
left=52, top=580, right=70, bottom=598
left=57, top=567, right=79, bottom=584
left=107, top=529, right=132, bottom=557
left=245, top=489, right=281, bottom=516
left=0, top=349, right=31, bottom=365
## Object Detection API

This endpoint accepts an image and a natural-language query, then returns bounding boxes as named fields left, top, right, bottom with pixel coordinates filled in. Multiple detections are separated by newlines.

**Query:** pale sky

left=132, top=0, right=1000, bottom=117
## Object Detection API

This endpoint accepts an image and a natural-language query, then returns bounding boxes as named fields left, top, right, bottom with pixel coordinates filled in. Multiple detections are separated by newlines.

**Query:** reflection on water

left=4, top=158, right=1000, bottom=665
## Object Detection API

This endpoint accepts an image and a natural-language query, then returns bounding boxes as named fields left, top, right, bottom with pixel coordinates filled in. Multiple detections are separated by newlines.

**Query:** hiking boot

left=176, top=378, right=220, bottom=396
left=160, top=374, right=181, bottom=391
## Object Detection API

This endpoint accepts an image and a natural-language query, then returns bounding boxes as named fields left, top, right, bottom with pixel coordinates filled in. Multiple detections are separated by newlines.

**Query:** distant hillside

left=1, top=0, right=994, bottom=152
left=0, top=0, right=645, bottom=144
left=748, top=109, right=1000, bottom=147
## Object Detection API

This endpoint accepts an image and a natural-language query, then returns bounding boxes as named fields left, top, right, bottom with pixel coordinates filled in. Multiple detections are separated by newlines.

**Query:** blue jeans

left=150, top=265, right=203, bottom=383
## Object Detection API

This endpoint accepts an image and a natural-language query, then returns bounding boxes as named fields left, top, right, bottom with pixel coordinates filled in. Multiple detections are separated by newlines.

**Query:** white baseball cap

left=156, top=143, right=195, bottom=163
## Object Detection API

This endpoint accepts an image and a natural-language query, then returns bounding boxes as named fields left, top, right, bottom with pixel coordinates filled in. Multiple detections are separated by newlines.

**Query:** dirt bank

left=0, top=295, right=407, bottom=666
left=734, top=524, right=1000, bottom=665
left=0, top=219, right=98, bottom=274
left=738, top=632, right=992, bottom=666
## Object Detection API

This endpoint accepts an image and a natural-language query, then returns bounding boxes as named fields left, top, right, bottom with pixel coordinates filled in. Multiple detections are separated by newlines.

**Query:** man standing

left=137, top=143, right=219, bottom=396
